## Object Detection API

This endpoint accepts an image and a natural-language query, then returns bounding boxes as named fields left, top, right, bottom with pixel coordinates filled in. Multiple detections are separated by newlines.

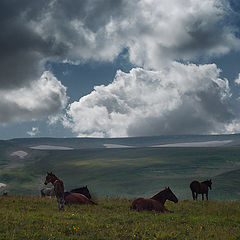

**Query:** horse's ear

left=167, top=187, right=170, bottom=189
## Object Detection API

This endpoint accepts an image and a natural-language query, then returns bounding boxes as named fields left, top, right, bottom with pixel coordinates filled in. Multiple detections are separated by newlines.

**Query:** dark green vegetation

left=1, top=196, right=240, bottom=240
left=1, top=136, right=240, bottom=200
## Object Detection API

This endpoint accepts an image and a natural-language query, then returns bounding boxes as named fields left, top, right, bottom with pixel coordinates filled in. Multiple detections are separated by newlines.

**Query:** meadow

left=1, top=196, right=240, bottom=240
left=1, top=141, right=240, bottom=200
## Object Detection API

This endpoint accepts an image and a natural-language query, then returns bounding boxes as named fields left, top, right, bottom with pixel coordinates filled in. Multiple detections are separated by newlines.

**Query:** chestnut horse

left=44, top=172, right=65, bottom=211
left=130, top=187, right=178, bottom=213
left=190, top=179, right=212, bottom=201
left=64, top=192, right=97, bottom=205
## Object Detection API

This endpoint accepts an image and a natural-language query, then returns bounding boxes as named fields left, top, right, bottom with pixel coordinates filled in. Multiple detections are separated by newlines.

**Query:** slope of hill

left=1, top=135, right=240, bottom=200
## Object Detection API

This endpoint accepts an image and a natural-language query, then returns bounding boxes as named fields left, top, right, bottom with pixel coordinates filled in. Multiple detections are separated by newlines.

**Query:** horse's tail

left=89, top=199, right=98, bottom=205
left=130, top=203, right=136, bottom=210
left=130, top=199, right=139, bottom=210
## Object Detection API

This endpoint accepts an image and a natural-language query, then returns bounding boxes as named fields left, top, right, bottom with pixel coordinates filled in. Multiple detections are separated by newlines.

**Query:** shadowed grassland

left=1, top=196, right=240, bottom=240
left=1, top=144, right=240, bottom=200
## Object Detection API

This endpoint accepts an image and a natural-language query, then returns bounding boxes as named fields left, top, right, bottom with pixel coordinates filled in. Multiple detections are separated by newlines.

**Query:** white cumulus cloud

left=63, top=62, right=235, bottom=137
left=0, top=71, right=68, bottom=124
left=235, top=73, right=240, bottom=85
left=27, top=127, right=39, bottom=137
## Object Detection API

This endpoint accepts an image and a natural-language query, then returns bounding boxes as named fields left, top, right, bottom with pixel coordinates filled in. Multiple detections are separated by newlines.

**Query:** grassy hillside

left=1, top=196, right=240, bottom=240
left=1, top=143, right=240, bottom=200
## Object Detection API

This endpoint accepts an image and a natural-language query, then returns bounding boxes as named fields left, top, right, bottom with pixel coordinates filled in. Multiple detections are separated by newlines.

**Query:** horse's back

left=131, top=198, right=164, bottom=212
left=54, top=180, right=64, bottom=198
left=199, top=182, right=208, bottom=193
left=190, top=181, right=200, bottom=192
left=70, top=187, right=91, bottom=199
left=130, top=198, right=144, bottom=210
left=65, top=192, right=96, bottom=205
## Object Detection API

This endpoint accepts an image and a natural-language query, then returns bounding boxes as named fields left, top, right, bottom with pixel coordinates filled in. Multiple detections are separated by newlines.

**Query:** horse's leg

left=196, top=193, right=198, bottom=200
left=206, top=193, right=208, bottom=201
left=163, top=206, right=173, bottom=213
left=202, top=194, right=204, bottom=201
left=192, top=191, right=195, bottom=200
left=61, top=198, right=64, bottom=211
left=57, top=198, right=61, bottom=211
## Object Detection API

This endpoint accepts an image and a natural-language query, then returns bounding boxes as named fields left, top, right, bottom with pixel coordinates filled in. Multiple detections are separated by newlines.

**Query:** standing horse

left=190, top=179, right=212, bottom=201
left=69, top=186, right=91, bottom=199
left=44, top=172, right=65, bottom=211
left=40, top=187, right=55, bottom=198
left=130, top=187, right=178, bottom=213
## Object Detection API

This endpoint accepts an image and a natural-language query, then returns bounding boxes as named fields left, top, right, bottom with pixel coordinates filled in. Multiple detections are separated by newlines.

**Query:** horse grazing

left=130, top=187, right=178, bottom=213
left=40, top=187, right=55, bottom=198
left=190, top=179, right=212, bottom=201
left=64, top=192, right=97, bottom=205
left=44, top=172, right=65, bottom=211
left=69, top=186, right=91, bottom=199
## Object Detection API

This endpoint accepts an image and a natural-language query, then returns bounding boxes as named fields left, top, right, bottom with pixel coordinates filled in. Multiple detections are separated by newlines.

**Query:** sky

left=1, top=0, right=240, bottom=139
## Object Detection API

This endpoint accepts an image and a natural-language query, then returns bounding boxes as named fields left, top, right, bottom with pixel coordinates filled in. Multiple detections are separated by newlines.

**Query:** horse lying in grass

left=44, top=172, right=65, bottom=211
left=190, top=179, right=212, bottom=201
left=130, top=187, right=178, bottom=213
left=64, top=192, right=97, bottom=205
left=64, top=185, right=92, bottom=199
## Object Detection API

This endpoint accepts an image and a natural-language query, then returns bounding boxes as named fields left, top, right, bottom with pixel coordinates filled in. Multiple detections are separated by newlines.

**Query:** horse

left=190, top=179, right=212, bottom=201
left=69, top=186, right=91, bottom=199
left=64, top=192, right=97, bottom=205
left=44, top=172, right=65, bottom=211
left=40, top=187, right=55, bottom=198
left=130, top=187, right=178, bottom=213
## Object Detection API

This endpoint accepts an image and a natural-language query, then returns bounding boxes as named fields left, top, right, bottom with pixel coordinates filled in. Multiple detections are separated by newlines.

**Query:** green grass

left=1, top=144, right=240, bottom=200
left=1, top=196, right=240, bottom=240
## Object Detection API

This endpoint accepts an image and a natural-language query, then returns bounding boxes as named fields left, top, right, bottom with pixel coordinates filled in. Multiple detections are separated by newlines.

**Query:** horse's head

left=207, top=179, right=212, bottom=190
left=44, top=172, right=55, bottom=185
left=80, top=186, right=91, bottom=199
left=165, top=187, right=178, bottom=203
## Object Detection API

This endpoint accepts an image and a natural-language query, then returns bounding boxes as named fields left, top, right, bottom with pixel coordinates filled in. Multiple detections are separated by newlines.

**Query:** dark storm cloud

left=1, top=0, right=239, bottom=90
left=0, top=0, right=127, bottom=89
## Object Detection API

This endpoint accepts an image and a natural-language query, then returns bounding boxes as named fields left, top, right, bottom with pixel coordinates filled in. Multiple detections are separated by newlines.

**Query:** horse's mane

left=201, top=180, right=211, bottom=186
left=50, top=173, right=58, bottom=179
left=150, top=188, right=169, bottom=201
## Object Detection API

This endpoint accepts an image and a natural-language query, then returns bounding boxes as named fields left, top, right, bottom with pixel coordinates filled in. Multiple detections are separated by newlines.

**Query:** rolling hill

left=0, top=134, right=240, bottom=200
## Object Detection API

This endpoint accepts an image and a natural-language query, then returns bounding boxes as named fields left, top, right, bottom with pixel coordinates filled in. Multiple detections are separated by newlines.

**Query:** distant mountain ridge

left=5, top=134, right=240, bottom=149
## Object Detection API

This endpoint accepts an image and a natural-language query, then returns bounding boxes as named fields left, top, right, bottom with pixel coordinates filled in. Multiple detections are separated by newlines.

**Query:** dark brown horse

left=64, top=192, right=97, bottom=205
left=67, top=186, right=91, bottom=199
left=190, top=179, right=212, bottom=201
left=44, top=172, right=65, bottom=211
left=130, top=187, right=178, bottom=213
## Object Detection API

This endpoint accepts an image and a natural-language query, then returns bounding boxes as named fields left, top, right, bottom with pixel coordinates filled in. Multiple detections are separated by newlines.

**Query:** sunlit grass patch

left=1, top=196, right=240, bottom=239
